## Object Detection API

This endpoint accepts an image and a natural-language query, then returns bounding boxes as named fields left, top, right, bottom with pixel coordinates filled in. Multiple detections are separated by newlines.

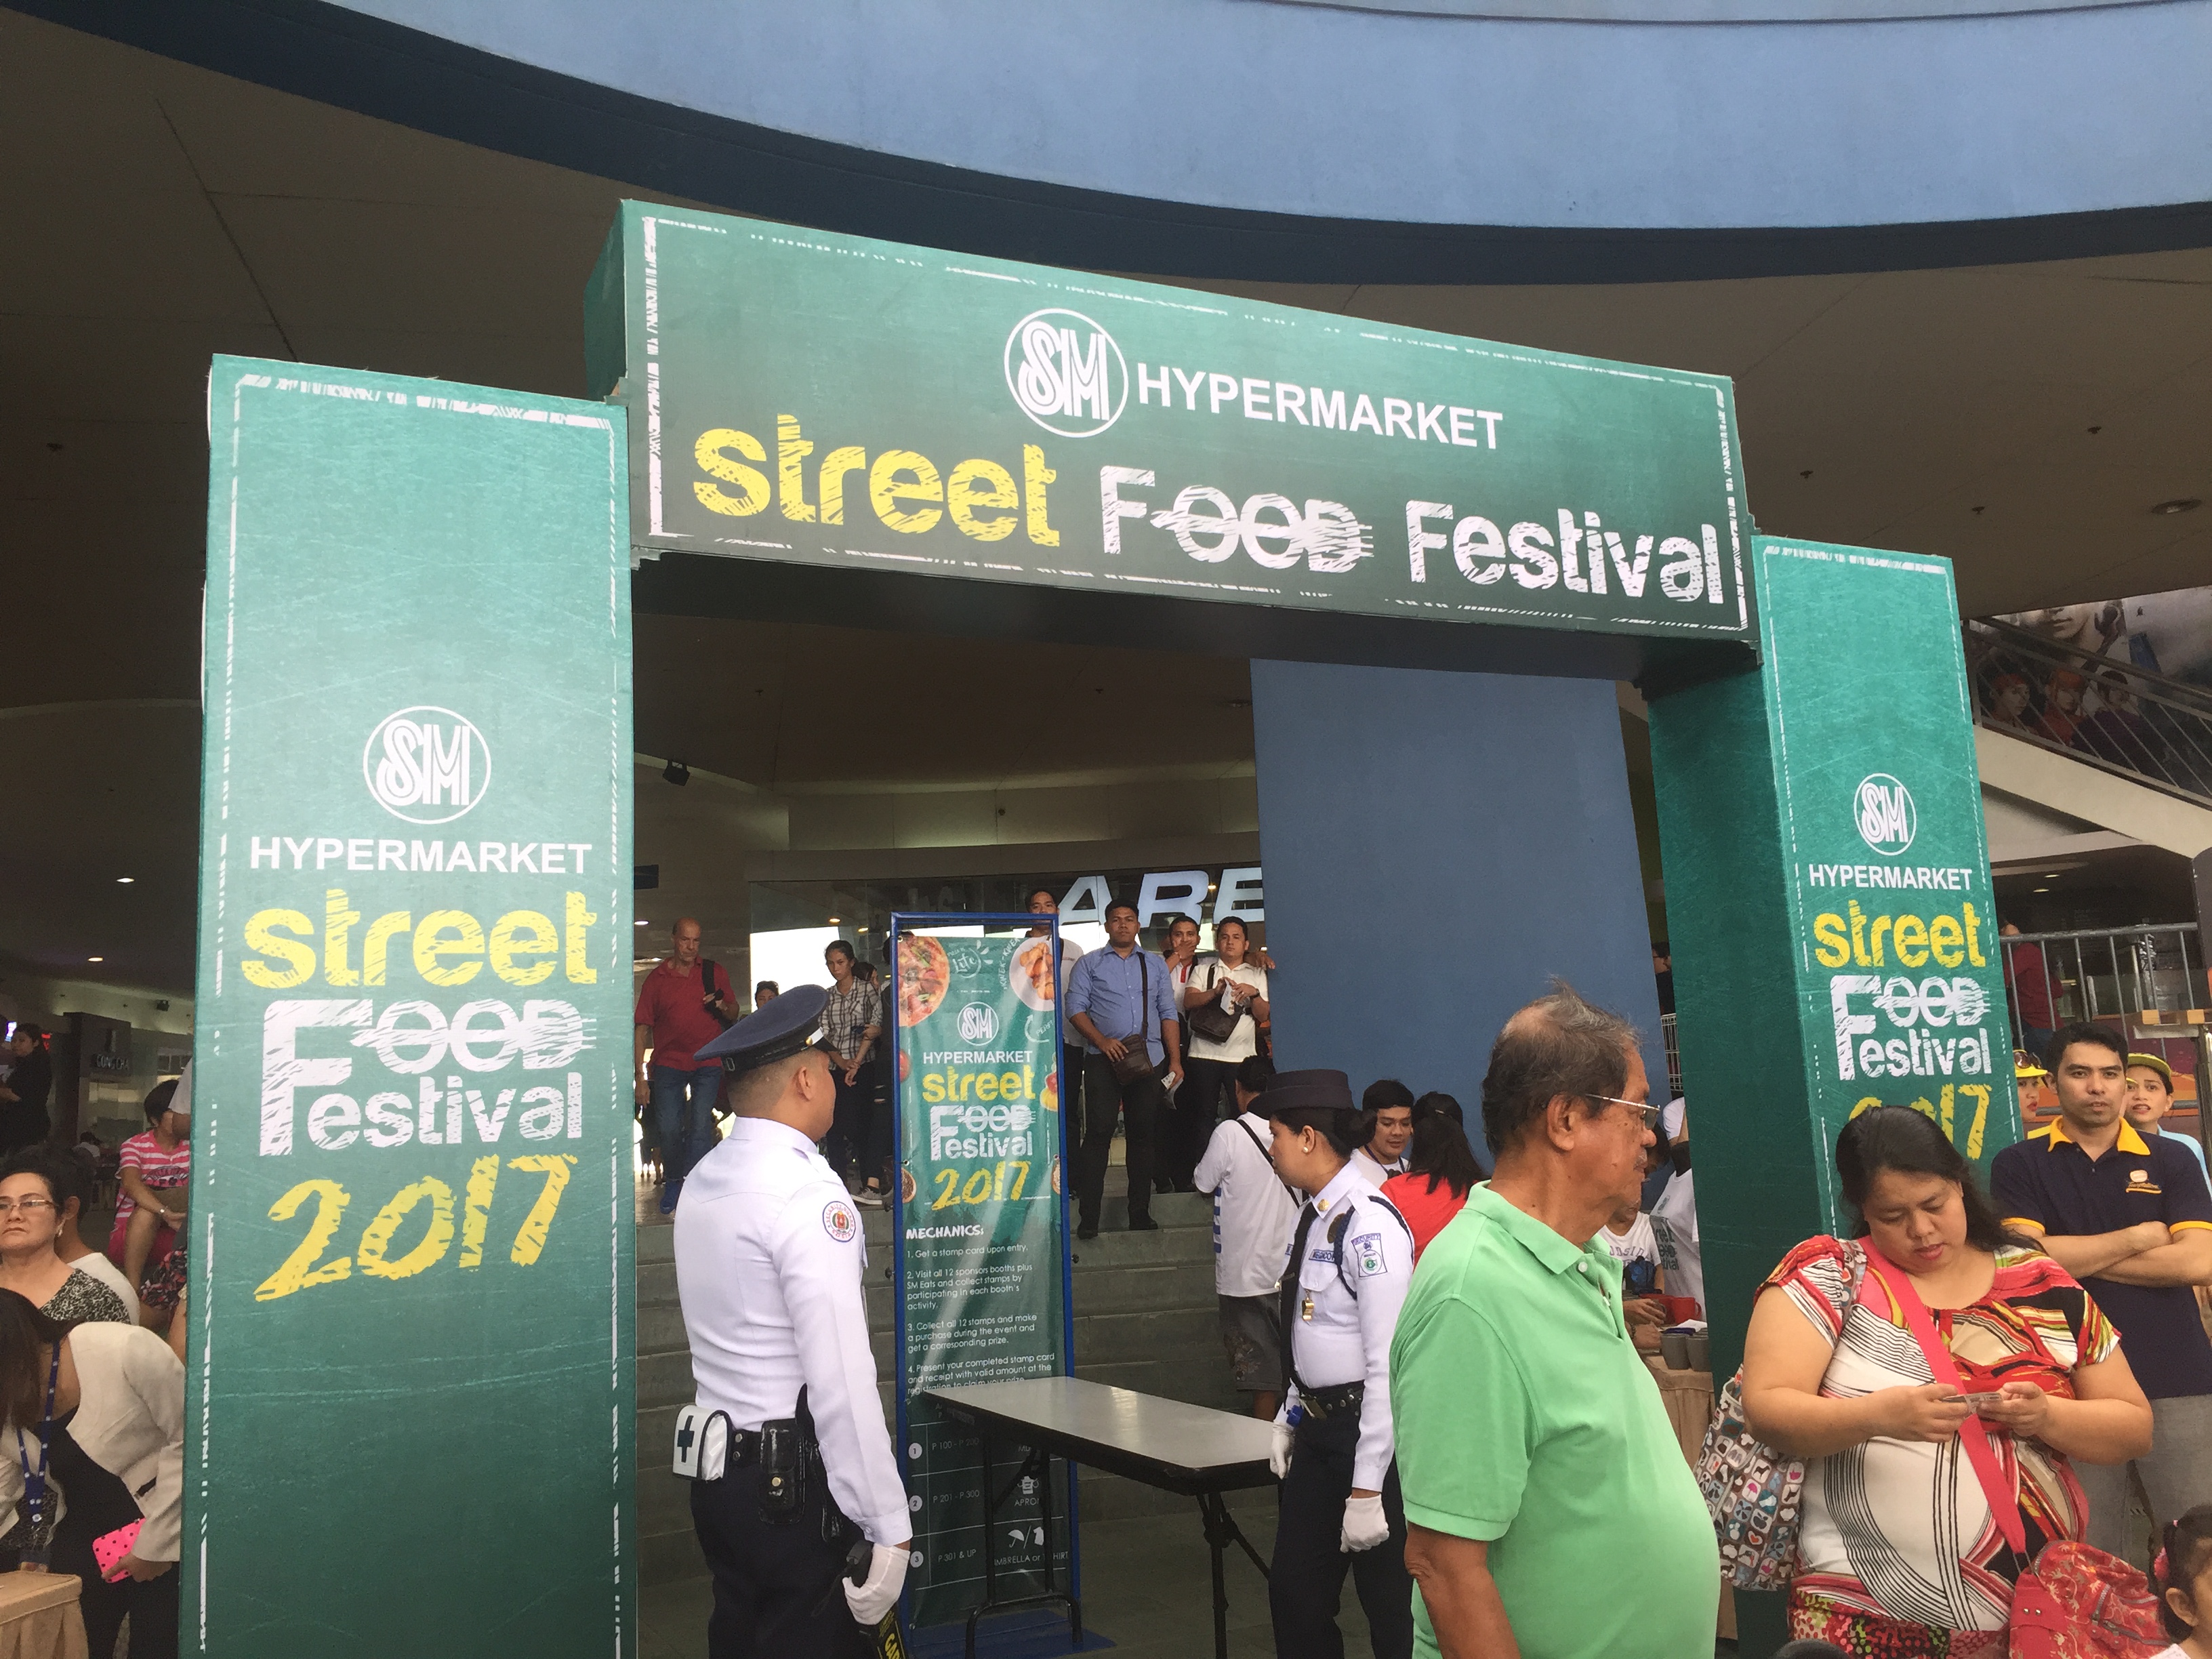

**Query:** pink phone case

left=92, top=1521, right=142, bottom=1582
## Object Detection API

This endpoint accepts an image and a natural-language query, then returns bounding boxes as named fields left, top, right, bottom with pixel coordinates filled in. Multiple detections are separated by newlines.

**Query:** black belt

left=1297, top=1380, right=1364, bottom=1423
left=726, top=1428, right=762, bottom=1466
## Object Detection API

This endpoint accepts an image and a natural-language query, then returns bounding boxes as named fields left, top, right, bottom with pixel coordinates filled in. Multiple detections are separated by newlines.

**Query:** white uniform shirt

left=1283, top=1162, right=1414, bottom=1491
left=1193, top=1111, right=1298, bottom=1298
left=673, top=1116, right=909, bottom=1547
left=1347, top=1145, right=1406, bottom=1191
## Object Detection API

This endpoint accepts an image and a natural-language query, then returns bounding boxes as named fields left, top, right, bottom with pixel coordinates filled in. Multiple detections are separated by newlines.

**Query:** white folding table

left=920, top=1376, right=1277, bottom=1659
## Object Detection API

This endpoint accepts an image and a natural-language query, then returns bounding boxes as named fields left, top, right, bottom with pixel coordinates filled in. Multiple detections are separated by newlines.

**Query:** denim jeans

left=651, top=1063, right=723, bottom=1181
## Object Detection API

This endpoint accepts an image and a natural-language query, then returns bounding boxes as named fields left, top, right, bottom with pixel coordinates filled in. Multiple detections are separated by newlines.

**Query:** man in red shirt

left=634, top=918, right=737, bottom=1214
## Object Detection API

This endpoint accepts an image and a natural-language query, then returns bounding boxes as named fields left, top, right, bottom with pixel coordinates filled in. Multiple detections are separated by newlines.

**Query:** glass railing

left=1965, top=617, right=2212, bottom=810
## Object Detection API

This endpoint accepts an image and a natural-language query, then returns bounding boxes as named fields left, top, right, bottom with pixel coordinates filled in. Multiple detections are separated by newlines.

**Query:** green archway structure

left=187, top=205, right=2016, bottom=1655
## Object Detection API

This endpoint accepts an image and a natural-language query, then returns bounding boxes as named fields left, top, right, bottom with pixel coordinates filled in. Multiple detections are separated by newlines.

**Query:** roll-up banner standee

left=887, top=914, right=1078, bottom=1629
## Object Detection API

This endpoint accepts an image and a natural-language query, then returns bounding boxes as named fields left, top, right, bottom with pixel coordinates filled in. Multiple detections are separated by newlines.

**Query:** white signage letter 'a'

left=1057, top=875, right=1113, bottom=926
left=1136, top=871, right=1209, bottom=928
left=263, top=999, right=373, bottom=1155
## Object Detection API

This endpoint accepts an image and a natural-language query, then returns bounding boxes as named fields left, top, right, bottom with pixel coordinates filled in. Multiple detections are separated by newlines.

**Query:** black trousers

left=691, top=1462, right=870, bottom=1658
left=1168, top=1055, right=1238, bottom=1188
left=825, top=1069, right=871, bottom=1179
left=1076, top=1051, right=1163, bottom=1229
left=1270, top=1411, right=1414, bottom=1659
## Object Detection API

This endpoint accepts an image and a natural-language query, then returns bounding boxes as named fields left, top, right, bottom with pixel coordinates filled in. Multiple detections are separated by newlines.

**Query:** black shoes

left=1128, top=1217, right=1160, bottom=1231
left=1076, top=1222, right=1099, bottom=1240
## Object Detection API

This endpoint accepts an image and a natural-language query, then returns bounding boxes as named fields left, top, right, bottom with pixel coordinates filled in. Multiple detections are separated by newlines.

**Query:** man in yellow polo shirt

left=1391, top=984, right=1717, bottom=1658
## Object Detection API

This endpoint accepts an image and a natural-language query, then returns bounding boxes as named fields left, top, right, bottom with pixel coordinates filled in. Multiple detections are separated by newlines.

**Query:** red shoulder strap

left=1862, top=1248, right=2028, bottom=1557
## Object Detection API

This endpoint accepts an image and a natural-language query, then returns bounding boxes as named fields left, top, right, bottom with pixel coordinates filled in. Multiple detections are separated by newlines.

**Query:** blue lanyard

left=15, top=1342, right=60, bottom=1528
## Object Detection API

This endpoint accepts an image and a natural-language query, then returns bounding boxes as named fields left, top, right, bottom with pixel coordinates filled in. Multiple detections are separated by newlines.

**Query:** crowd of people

left=0, top=1039, right=194, bottom=1658
left=1969, top=625, right=2211, bottom=793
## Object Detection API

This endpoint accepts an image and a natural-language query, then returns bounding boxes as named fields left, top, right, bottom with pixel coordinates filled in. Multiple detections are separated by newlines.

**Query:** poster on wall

left=1758, top=537, right=2023, bottom=1225
left=889, top=917, right=1076, bottom=1628
left=194, top=359, right=634, bottom=1655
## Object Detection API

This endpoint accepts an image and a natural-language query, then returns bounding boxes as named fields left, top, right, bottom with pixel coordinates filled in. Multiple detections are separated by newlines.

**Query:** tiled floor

left=639, top=1502, right=1380, bottom=1658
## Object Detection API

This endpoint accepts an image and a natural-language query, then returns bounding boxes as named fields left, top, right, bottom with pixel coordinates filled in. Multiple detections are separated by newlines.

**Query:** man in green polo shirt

left=1391, top=983, right=1718, bottom=1658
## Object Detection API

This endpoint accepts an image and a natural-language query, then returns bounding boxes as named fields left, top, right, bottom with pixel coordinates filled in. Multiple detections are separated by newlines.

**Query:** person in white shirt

left=1193, top=1056, right=1297, bottom=1420
left=1648, top=1099, right=1704, bottom=1315
left=1348, top=1079, right=1414, bottom=1189
left=1264, top=1068, right=1416, bottom=1659
left=675, top=986, right=912, bottom=1654
left=1172, top=916, right=1271, bottom=1191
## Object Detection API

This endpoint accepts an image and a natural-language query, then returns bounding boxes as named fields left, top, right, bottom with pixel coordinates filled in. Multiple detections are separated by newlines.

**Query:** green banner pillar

left=1650, top=535, right=2022, bottom=1365
left=191, top=360, right=635, bottom=1655
left=1650, top=536, right=2022, bottom=1654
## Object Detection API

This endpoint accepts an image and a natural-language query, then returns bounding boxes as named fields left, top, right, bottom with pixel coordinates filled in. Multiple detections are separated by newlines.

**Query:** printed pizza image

left=897, top=935, right=950, bottom=1026
left=1010, top=937, right=1056, bottom=1011
left=1040, top=1069, right=1058, bottom=1113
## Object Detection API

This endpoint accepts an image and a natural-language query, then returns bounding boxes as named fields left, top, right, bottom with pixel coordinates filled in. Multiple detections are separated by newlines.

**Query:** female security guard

left=1263, top=1069, right=1416, bottom=1659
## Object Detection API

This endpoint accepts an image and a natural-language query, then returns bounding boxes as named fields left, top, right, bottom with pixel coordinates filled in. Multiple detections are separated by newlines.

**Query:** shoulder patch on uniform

left=822, top=1200, right=858, bottom=1242
left=1351, top=1231, right=1387, bottom=1277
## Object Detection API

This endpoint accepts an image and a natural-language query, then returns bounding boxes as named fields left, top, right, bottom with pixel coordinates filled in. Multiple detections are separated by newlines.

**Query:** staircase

left=637, top=1179, right=1244, bottom=1586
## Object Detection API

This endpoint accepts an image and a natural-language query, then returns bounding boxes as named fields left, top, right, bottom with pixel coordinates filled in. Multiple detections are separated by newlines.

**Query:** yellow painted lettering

left=922, top=1073, right=945, bottom=1104
left=415, top=910, right=485, bottom=987
left=693, top=428, right=770, bottom=516
left=243, top=909, right=316, bottom=989
left=975, top=1072, right=999, bottom=1102
left=947, top=458, right=1018, bottom=541
left=323, top=888, right=362, bottom=986
left=1848, top=901, right=1869, bottom=967
left=1003, top=1069, right=1025, bottom=1100
left=489, top=910, right=558, bottom=987
left=363, top=911, right=411, bottom=986
left=1962, top=902, right=1986, bottom=966
left=1929, top=914, right=1965, bottom=968
left=1893, top=914, right=1929, bottom=967
left=870, top=449, right=943, bottom=533
left=1023, top=445, right=1059, bottom=546
left=776, top=413, right=816, bottom=522
left=1812, top=914, right=1849, bottom=968
left=1868, top=914, right=1892, bottom=966
left=819, top=445, right=866, bottom=525
left=565, top=892, right=598, bottom=984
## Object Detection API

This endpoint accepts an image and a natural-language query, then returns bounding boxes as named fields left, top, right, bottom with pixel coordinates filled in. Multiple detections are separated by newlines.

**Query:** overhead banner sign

left=1759, top=537, right=2022, bottom=1219
left=889, top=920, right=1076, bottom=1628
left=587, top=203, right=1752, bottom=651
left=194, top=359, right=634, bottom=1655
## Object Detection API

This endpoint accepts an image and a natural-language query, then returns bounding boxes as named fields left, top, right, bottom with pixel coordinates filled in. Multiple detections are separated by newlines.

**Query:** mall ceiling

left=3, top=9, right=2208, bottom=995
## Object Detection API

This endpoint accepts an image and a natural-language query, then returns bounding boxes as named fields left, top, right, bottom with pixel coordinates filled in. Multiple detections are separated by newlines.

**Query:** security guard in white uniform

left=676, top=985, right=912, bottom=1656
left=1262, top=1069, right=1416, bottom=1659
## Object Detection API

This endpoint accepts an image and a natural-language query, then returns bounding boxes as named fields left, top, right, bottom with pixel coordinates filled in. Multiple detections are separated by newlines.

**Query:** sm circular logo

left=1004, top=309, right=1128, bottom=438
left=365, top=706, right=491, bottom=825
left=957, top=1003, right=1000, bottom=1046
left=1853, top=774, right=1917, bottom=857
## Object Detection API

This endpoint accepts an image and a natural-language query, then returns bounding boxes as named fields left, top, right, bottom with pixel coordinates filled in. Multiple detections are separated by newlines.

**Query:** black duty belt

left=1298, top=1380, right=1365, bottom=1423
left=727, top=1429, right=762, bottom=1466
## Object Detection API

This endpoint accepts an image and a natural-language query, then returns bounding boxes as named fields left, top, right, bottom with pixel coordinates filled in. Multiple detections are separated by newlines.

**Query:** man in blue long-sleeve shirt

left=1065, top=901, right=1183, bottom=1238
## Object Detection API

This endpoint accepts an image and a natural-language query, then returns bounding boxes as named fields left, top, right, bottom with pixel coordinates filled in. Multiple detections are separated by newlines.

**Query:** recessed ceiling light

left=2033, top=887, right=2050, bottom=894
left=828, top=917, right=840, bottom=924
left=87, top=956, right=104, bottom=962
left=634, top=919, right=649, bottom=927
left=2151, top=498, right=2203, bottom=516
left=116, top=876, right=134, bottom=884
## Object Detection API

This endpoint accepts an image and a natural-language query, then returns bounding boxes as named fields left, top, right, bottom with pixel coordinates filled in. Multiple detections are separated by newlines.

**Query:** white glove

left=1269, top=1418, right=1294, bottom=1479
left=843, top=1542, right=909, bottom=1627
left=1340, top=1494, right=1389, bottom=1554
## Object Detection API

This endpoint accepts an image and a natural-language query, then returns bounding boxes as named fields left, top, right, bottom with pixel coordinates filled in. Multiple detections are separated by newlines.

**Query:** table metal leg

left=962, top=1433, right=1081, bottom=1658
left=1193, top=1491, right=1269, bottom=1659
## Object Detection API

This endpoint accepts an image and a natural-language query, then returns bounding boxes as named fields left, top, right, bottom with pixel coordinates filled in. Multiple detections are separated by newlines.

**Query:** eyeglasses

left=0, top=1197, right=56, bottom=1216
left=1582, top=1094, right=1664, bottom=1134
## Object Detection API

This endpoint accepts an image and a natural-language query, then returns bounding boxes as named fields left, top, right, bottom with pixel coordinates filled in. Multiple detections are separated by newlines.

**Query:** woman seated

left=1743, top=1105, right=2152, bottom=1657
left=0, top=1290, right=184, bottom=1658
left=0, top=1160, right=131, bottom=1326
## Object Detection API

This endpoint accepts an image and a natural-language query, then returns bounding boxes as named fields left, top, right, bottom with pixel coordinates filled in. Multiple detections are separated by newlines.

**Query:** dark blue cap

left=1258, top=1068, right=1354, bottom=1115
left=695, top=983, right=828, bottom=1075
